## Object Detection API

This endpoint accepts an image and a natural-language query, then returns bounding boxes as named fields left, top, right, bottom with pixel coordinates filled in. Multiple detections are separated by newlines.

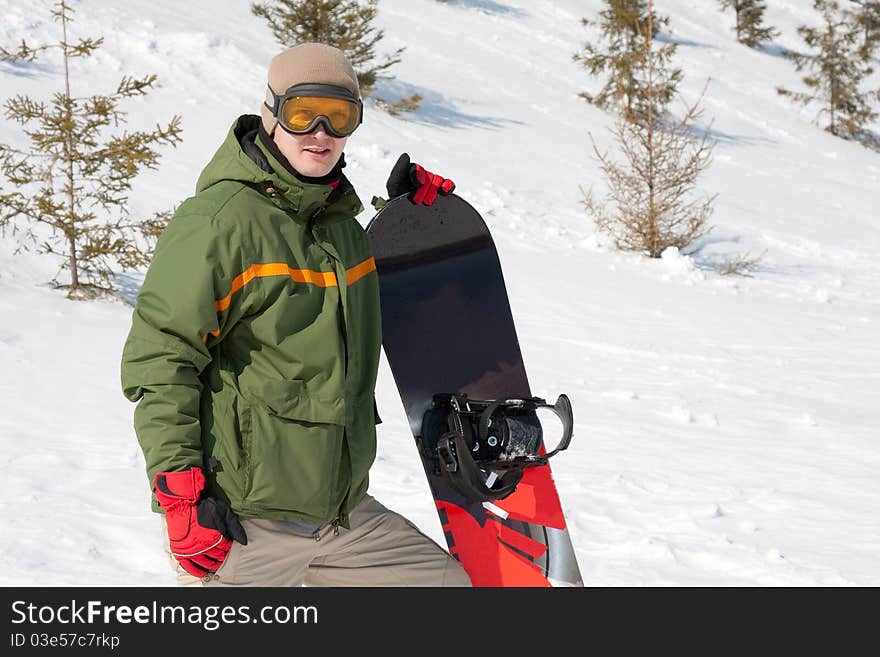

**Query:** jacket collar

left=251, top=131, right=336, bottom=217
left=196, top=115, right=361, bottom=219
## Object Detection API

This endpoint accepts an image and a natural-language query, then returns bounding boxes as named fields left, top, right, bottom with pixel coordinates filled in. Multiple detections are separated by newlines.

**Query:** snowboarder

left=120, top=43, right=468, bottom=587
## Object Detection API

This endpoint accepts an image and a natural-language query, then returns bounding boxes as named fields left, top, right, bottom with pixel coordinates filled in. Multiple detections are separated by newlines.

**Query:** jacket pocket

left=240, top=379, right=347, bottom=522
left=254, top=379, right=346, bottom=426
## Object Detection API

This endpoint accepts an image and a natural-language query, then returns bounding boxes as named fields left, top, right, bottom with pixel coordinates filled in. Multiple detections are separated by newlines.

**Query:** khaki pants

left=165, top=494, right=471, bottom=587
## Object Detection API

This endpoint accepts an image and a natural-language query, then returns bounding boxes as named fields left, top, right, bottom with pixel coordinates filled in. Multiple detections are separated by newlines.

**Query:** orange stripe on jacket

left=214, top=263, right=338, bottom=312
left=203, top=257, right=377, bottom=341
left=345, top=256, right=376, bottom=285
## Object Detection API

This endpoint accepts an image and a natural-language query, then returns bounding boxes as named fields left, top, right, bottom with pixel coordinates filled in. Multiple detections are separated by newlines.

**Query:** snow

left=1, top=0, right=878, bottom=586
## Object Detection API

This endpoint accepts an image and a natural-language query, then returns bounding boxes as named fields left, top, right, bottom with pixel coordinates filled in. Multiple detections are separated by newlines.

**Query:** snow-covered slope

left=1, top=0, right=878, bottom=586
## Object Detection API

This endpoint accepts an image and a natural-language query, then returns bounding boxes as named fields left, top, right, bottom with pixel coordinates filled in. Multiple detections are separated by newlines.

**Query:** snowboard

left=365, top=192, right=583, bottom=587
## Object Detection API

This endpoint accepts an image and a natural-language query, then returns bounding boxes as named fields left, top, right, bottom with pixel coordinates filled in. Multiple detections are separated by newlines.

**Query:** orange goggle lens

left=279, top=96, right=361, bottom=137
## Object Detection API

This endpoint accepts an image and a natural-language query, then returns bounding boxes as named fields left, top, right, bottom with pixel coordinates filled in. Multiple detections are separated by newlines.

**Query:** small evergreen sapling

left=574, top=0, right=682, bottom=125
left=582, top=2, right=715, bottom=259
left=717, top=0, right=779, bottom=48
left=777, top=0, right=880, bottom=143
left=0, top=1, right=181, bottom=299
left=852, top=0, right=880, bottom=54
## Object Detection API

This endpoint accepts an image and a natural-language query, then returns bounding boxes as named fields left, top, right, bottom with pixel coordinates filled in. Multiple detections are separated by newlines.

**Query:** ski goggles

left=264, top=83, right=363, bottom=138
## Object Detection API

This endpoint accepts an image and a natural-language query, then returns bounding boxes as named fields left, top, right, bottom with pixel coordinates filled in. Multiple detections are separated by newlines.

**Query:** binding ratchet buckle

left=425, top=393, right=574, bottom=503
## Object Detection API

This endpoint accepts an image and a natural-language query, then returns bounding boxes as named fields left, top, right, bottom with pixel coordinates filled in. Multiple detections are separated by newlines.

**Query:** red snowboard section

left=437, top=464, right=567, bottom=587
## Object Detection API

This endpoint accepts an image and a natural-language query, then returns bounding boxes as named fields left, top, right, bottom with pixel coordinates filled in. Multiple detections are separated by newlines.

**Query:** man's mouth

left=304, top=146, right=330, bottom=155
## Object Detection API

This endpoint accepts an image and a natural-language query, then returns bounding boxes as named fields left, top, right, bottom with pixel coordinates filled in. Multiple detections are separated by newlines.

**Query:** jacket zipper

left=312, top=514, right=344, bottom=541
left=308, top=203, right=351, bottom=509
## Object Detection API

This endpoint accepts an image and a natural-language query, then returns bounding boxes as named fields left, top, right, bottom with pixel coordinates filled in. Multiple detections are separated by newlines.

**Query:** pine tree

left=718, top=0, right=779, bottom=48
left=0, top=1, right=181, bottom=299
left=777, top=0, right=880, bottom=142
left=251, top=0, right=419, bottom=113
left=582, top=2, right=715, bottom=258
left=574, top=0, right=682, bottom=124
left=852, top=0, right=880, bottom=55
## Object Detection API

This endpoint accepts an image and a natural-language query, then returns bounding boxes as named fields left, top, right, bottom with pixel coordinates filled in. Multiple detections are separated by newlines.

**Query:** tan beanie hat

left=260, top=43, right=360, bottom=134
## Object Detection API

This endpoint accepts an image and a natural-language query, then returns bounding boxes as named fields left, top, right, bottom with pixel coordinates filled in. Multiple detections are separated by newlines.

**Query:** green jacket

left=121, top=115, right=382, bottom=526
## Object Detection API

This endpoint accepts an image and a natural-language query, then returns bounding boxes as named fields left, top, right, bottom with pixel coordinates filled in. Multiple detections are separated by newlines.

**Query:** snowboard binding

left=422, top=393, right=574, bottom=503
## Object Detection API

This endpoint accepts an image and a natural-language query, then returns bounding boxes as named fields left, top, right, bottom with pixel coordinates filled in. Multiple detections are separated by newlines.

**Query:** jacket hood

left=195, top=114, right=362, bottom=217
left=196, top=115, right=274, bottom=194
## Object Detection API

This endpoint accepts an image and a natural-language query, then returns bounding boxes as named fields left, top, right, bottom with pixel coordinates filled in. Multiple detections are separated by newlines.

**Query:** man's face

left=272, top=124, right=348, bottom=178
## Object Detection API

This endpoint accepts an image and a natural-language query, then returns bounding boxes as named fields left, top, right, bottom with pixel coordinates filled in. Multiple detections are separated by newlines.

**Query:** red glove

left=154, top=467, right=247, bottom=578
left=385, top=153, right=456, bottom=206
